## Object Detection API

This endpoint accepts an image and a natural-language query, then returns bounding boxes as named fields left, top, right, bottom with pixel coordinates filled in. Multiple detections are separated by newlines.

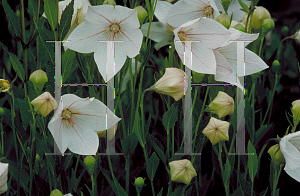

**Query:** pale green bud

left=262, top=18, right=275, bottom=35
left=134, top=6, right=148, bottom=24
left=31, top=92, right=58, bottom=117
left=271, top=60, right=280, bottom=73
left=134, top=177, right=145, bottom=188
left=208, top=91, right=234, bottom=118
left=84, top=155, right=95, bottom=176
left=233, top=24, right=245, bottom=32
left=50, top=189, right=63, bottom=196
left=215, top=14, right=230, bottom=29
left=291, top=99, right=300, bottom=127
left=29, top=70, right=48, bottom=90
left=268, top=144, right=285, bottom=166
left=251, top=6, right=271, bottom=30
left=103, top=0, right=116, bottom=6
left=169, top=159, right=197, bottom=185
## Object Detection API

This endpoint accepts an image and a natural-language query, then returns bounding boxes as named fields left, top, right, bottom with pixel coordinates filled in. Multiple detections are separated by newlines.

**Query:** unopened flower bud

left=293, top=30, right=300, bottom=44
left=291, top=99, right=300, bottom=126
left=84, top=155, right=95, bottom=176
left=0, top=79, right=11, bottom=92
left=262, top=18, right=275, bottom=35
left=208, top=91, right=234, bottom=118
left=96, top=122, right=118, bottom=140
left=31, top=92, right=58, bottom=117
left=29, top=70, right=48, bottom=90
left=215, top=14, right=230, bottom=29
left=251, top=6, right=271, bottom=30
left=150, top=68, right=187, bottom=101
left=134, top=177, right=145, bottom=188
left=103, top=0, right=116, bottom=6
left=50, top=189, right=63, bottom=196
left=233, top=23, right=245, bottom=32
left=169, top=159, right=197, bottom=185
left=202, top=117, right=230, bottom=145
left=271, top=60, right=280, bottom=73
left=134, top=6, right=148, bottom=24
left=268, top=144, right=285, bottom=166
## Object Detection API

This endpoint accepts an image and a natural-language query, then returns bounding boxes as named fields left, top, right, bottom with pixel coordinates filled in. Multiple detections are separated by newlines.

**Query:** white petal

left=119, top=28, right=143, bottom=58
left=85, top=5, right=117, bottom=26
left=155, top=40, right=172, bottom=50
left=63, top=21, right=107, bottom=53
left=231, top=9, right=247, bottom=21
left=0, top=163, right=8, bottom=194
left=219, top=28, right=242, bottom=47
left=155, top=1, right=173, bottom=24
left=213, top=50, right=233, bottom=79
left=141, top=22, right=173, bottom=43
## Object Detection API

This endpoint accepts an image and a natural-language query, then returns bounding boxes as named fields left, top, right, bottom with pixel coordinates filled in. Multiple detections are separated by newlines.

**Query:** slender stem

left=258, top=37, right=264, bottom=57
left=125, top=156, right=130, bottom=194
left=28, top=96, right=36, bottom=196
left=91, top=175, right=95, bottom=195
left=0, top=123, right=3, bottom=155
left=251, top=80, right=256, bottom=138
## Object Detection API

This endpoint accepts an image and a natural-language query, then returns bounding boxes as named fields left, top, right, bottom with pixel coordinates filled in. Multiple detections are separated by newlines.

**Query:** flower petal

left=63, top=21, right=107, bottom=53
left=119, top=28, right=143, bottom=58
left=155, top=1, right=173, bottom=24
left=85, top=5, right=116, bottom=25
left=0, top=163, right=8, bottom=194
left=213, top=50, right=233, bottom=79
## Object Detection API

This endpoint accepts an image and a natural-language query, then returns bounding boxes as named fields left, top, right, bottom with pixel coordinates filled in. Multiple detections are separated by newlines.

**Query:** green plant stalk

left=21, top=0, right=28, bottom=83
left=125, top=156, right=130, bottom=194
left=217, top=143, right=228, bottom=196
left=258, top=37, right=264, bottom=57
left=251, top=79, right=256, bottom=140
left=0, top=123, right=3, bottom=155
left=272, top=164, right=283, bottom=196
left=91, top=174, right=95, bottom=195
left=28, top=96, right=36, bottom=196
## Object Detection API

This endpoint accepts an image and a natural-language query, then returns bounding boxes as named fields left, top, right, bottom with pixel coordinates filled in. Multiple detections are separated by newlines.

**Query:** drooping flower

left=63, top=5, right=143, bottom=82
left=48, top=94, right=121, bottom=155
left=31, top=92, right=58, bottom=117
left=213, top=28, right=269, bottom=89
left=208, top=91, right=234, bottom=118
left=202, top=117, right=230, bottom=145
left=279, top=131, right=300, bottom=182
left=0, top=162, right=8, bottom=194
left=0, top=79, right=11, bottom=92
left=141, top=0, right=174, bottom=50
left=42, top=0, right=91, bottom=41
left=173, top=17, right=231, bottom=76
left=165, top=0, right=220, bottom=27
left=149, top=68, right=187, bottom=101
left=215, top=0, right=251, bottom=21
left=169, top=159, right=197, bottom=185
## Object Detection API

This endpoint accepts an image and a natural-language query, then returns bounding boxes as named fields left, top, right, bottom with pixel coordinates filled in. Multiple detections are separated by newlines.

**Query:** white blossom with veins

left=215, top=0, right=251, bottom=21
left=0, top=162, right=8, bottom=194
left=63, top=5, right=143, bottom=82
left=173, top=17, right=231, bottom=76
left=165, top=0, right=220, bottom=28
left=214, top=28, right=269, bottom=89
left=48, top=94, right=121, bottom=155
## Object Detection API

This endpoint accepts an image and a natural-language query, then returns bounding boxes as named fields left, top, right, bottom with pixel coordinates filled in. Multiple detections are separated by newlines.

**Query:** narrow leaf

left=62, top=49, right=76, bottom=83
left=59, top=0, right=74, bottom=40
left=238, top=0, right=250, bottom=13
left=247, top=141, right=258, bottom=182
left=2, top=0, right=21, bottom=37
left=146, top=152, right=160, bottom=181
left=162, top=104, right=178, bottom=133
left=101, top=168, right=128, bottom=196
left=44, top=0, right=58, bottom=31
left=121, top=133, right=138, bottom=157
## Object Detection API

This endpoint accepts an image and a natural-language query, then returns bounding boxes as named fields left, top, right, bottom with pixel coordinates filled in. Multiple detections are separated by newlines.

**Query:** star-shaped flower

left=169, top=159, right=197, bottom=185
left=48, top=94, right=121, bottom=155
left=215, top=0, right=251, bottom=21
left=141, top=0, right=174, bottom=50
left=173, top=17, right=231, bottom=76
left=208, top=91, right=234, bottom=118
left=214, top=28, right=269, bottom=89
left=63, top=5, right=143, bottom=82
left=165, top=0, right=220, bottom=27
left=202, top=117, right=230, bottom=145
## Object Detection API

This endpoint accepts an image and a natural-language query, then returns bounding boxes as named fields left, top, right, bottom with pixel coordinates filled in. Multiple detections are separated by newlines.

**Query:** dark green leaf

left=20, top=98, right=32, bottom=130
left=238, top=0, right=250, bottom=13
left=62, top=49, right=76, bottom=83
left=59, top=0, right=74, bottom=40
left=28, top=0, right=38, bottom=21
left=148, top=134, right=166, bottom=165
left=162, top=104, right=178, bottom=133
left=157, top=188, right=163, bottom=196
left=230, top=186, right=245, bottom=196
left=247, top=141, right=258, bottom=182
left=44, top=0, right=58, bottom=31
left=101, top=167, right=128, bottom=196
left=146, top=152, right=160, bottom=181
left=2, top=0, right=21, bottom=37
left=121, top=133, right=138, bottom=157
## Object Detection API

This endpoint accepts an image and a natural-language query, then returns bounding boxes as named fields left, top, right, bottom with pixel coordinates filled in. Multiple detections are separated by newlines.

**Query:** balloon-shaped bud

left=50, top=189, right=63, bottom=196
left=202, top=117, right=230, bottom=145
left=215, top=14, right=230, bottom=29
left=208, top=91, right=234, bottom=118
left=291, top=99, right=300, bottom=127
left=134, top=6, right=148, bottom=24
left=31, top=92, right=58, bottom=117
left=268, top=144, right=285, bottom=166
left=233, top=23, right=245, bottom=32
left=29, top=70, right=48, bottom=90
left=84, top=155, right=95, bottom=176
left=262, top=18, right=275, bottom=35
left=169, top=159, right=197, bottom=185
left=251, top=6, right=271, bottom=30
left=271, top=60, right=280, bottom=73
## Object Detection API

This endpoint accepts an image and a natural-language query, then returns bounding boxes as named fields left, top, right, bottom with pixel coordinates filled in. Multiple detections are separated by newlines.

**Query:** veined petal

left=219, top=28, right=242, bottom=47
left=0, top=163, right=8, bottom=194
left=213, top=50, right=233, bottom=79
left=231, top=9, right=247, bottom=21
left=85, top=5, right=117, bottom=25
left=120, top=28, right=143, bottom=58
left=155, top=1, right=173, bottom=24
left=141, top=22, right=173, bottom=43
left=63, top=21, right=107, bottom=53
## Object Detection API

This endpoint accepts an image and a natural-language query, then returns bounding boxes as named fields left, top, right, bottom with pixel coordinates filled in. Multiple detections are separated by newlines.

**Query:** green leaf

left=230, top=186, right=245, bottom=196
left=148, top=134, right=166, bottom=165
left=2, top=0, right=21, bottom=37
left=223, top=159, right=231, bottom=184
left=239, top=175, right=251, bottom=196
left=247, top=141, right=258, bottom=182
left=28, top=0, right=38, bottom=21
left=146, top=152, right=160, bottom=181
left=59, top=0, right=74, bottom=40
left=62, top=49, right=76, bottom=83
left=101, top=167, right=128, bottom=196
left=20, top=98, right=32, bottom=130
left=157, top=188, right=163, bottom=196
left=121, top=133, right=138, bottom=157
left=44, top=0, right=58, bottom=31
left=162, top=104, right=178, bottom=133
left=238, top=0, right=250, bottom=13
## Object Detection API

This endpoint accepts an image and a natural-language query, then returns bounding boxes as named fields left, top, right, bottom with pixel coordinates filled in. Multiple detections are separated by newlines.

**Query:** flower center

left=102, top=19, right=124, bottom=41
left=204, top=6, right=214, bottom=18
left=177, top=28, right=193, bottom=42
left=61, top=108, right=80, bottom=129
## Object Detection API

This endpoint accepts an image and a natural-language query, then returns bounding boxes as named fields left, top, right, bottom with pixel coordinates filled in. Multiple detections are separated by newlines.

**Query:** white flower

left=279, top=131, right=300, bottom=182
left=48, top=94, right=121, bottom=155
left=165, top=0, right=220, bottom=27
left=215, top=0, right=251, bottom=21
left=0, top=162, right=8, bottom=194
left=63, top=5, right=143, bottom=82
left=31, top=92, right=58, bottom=117
left=173, top=17, right=231, bottom=76
left=141, top=0, right=174, bottom=50
left=214, top=28, right=269, bottom=89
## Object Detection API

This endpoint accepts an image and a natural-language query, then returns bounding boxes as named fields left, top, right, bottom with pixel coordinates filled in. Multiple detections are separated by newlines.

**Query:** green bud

left=281, top=26, right=289, bottom=36
left=29, top=70, right=48, bottom=90
left=0, top=107, right=4, bottom=124
left=221, top=0, right=231, bottom=13
left=134, top=177, right=145, bottom=188
left=291, top=99, right=300, bottom=127
left=84, top=155, right=95, bottom=175
left=215, top=14, right=230, bottom=29
left=233, top=24, right=245, bottom=32
left=262, top=18, right=275, bottom=35
left=50, top=189, right=63, bottom=196
left=134, top=6, right=148, bottom=24
left=103, top=0, right=116, bottom=6
left=35, top=154, right=41, bottom=162
left=267, top=144, right=285, bottom=166
left=271, top=60, right=280, bottom=73
left=251, top=6, right=271, bottom=30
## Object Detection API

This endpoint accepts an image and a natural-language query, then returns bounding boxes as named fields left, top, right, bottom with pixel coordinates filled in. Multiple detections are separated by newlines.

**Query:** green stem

left=28, top=96, right=36, bottom=196
left=251, top=79, right=256, bottom=138
left=91, top=175, right=95, bottom=195
left=0, top=123, right=3, bottom=155
left=125, top=156, right=130, bottom=194
left=258, top=37, right=264, bottom=57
